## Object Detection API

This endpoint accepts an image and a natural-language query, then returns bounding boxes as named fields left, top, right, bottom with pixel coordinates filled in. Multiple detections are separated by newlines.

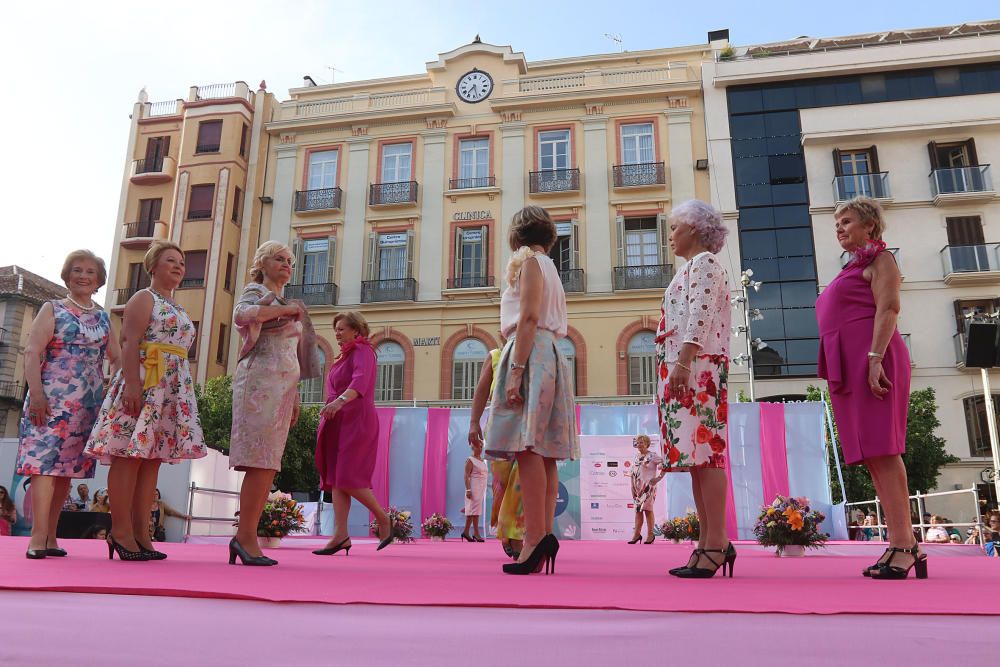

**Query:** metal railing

left=930, top=165, right=993, bottom=196
left=558, top=268, right=586, bottom=293
left=613, top=263, right=673, bottom=290
left=449, top=176, right=496, bottom=190
left=294, top=187, right=343, bottom=212
left=196, top=83, right=237, bottom=100
left=285, top=282, right=338, bottom=306
left=124, top=221, right=156, bottom=239
left=613, top=162, right=666, bottom=187
left=840, top=247, right=899, bottom=268
left=361, top=278, right=417, bottom=303
left=195, top=143, right=220, bottom=154
left=369, top=181, right=418, bottom=205
left=187, top=208, right=212, bottom=220
left=529, top=168, right=580, bottom=193
left=446, top=275, right=495, bottom=289
left=833, top=172, right=891, bottom=201
left=115, top=287, right=140, bottom=305
left=148, top=100, right=180, bottom=116
left=518, top=72, right=586, bottom=93
left=367, top=395, right=655, bottom=409
left=179, top=278, right=205, bottom=289
left=940, top=243, right=1000, bottom=276
left=184, top=482, right=240, bottom=539
left=133, top=157, right=165, bottom=175
left=0, top=380, right=24, bottom=402
left=844, top=487, right=986, bottom=545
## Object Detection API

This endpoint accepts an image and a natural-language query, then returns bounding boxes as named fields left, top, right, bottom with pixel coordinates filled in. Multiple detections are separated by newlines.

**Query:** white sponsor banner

left=579, top=435, right=667, bottom=540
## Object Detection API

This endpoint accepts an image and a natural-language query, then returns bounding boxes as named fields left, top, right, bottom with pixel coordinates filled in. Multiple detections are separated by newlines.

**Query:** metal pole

left=916, top=491, right=927, bottom=543
left=981, top=368, right=1000, bottom=507
left=185, top=481, right=196, bottom=540
left=874, top=497, right=883, bottom=542
left=973, top=486, right=985, bottom=547
left=744, top=284, right=756, bottom=401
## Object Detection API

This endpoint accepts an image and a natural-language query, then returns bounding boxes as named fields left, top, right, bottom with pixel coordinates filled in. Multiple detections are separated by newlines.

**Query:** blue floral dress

left=16, top=301, right=110, bottom=478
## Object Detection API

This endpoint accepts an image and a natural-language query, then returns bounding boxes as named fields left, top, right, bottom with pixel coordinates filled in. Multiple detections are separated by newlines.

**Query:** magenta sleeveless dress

left=816, top=244, right=910, bottom=465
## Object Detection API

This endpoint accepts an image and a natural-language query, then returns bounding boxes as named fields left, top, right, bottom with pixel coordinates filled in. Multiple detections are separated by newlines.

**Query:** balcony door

left=624, top=217, right=659, bottom=267
left=308, top=150, right=339, bottom=190
left=946, top=216, right=988, bottom=272
left=458, top=138, right=490, bottom=186
left=833, top=147, right=879, bottom=199
left=373, top=233, right=411, bottom=281
left=929, top=139, right=981, bottom=193
left=620, top=123, right=654, bottom=165
left=144, top=136, right=169, bottom=168
left=381, top=143, right=412, bottom=184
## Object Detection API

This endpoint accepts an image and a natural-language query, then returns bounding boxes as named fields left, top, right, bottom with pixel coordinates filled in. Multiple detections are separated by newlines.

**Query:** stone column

left=340, top=135, right=372, bottom=305
left=666, top=105, right=695, bottom=205
left=582, top=115, right=612, bottom=293
left=499, top=121, right=526, bottom=268
left=418, top=129, right=448, bottom=301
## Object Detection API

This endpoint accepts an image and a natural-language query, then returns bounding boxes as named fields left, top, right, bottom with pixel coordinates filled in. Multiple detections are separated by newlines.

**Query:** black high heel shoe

left=862, top=547, right=894, bottom=577
left=673, top=544, right=737, bottom=578
left=136, top=541, right=168, bottom=561
left=108, top=536, right=150, bottom=562
left=313, top=536, right=351, bottom=556
left=503, top=535, right=558, bottom=575
left=228, top=537, right=276, bottom=566
left=869, top=544, right=927, bottom=580
left=461, top=532, right=474, bottom=542
left=643, top=536, right=655, bottom=545
left=473, top=535, right=485, bottom=543
left=501, top=540, right=515, bottom=558
left=45, top=547, right=68, bottom=557
left=25, top=547, right=47, bottom=559
left=627, top=535, right=642, bottom=545
left=376, top=523, right=395, bottom=551
left=669, top=547, right=704, bottom=575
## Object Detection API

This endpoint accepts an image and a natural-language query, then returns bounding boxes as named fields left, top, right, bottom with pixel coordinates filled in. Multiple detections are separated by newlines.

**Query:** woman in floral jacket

left=654, top=200, right=732, bottom=579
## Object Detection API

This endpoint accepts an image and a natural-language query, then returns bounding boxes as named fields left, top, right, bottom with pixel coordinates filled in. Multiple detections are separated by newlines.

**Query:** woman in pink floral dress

left=654, top=200, right=733, bottom=579
left=86, top=241, right=206, bottom=562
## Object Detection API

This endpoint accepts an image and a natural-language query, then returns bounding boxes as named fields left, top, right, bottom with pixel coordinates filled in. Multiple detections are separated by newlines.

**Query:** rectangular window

left=624, top=218, right=659, bottom=267
left=216, top=323, right=228, bottom=365
left=196, top=120, right=223, bottom=153
left=459, top=138, right=490, bottom=181
left=377, top=233, right=409, bottom=280
left=308, top=150, right=339, bottom=190
left=550, top=236, right=571, bottom=272
left=964, top=395, right=999, bottom=458
left=183, top=251, right=207, bottom=287
left=187, top=184, right=215, bottom=220
left=454, top=226, right=487, bottom=286
left=232, top=186, right=242, bottom=223
left=224, top=253, right=235, bottom=292
left=833, top=147, right=881, bottom=199
left=301, top=238, right=330, bottom=285
left=144, top=136, right=170, bottom=168
left=380, top=143, right=412, bottom=183
left=239, top=123, right=249, bottom=158
left=188, top=321, right=199, bottom=360
left=127, top=263, right=150, bottom=291
left=138, top=198, right=162, bottom=224
left=538, top=129, right=570, bottom=171
left=620, top=123, right=655, bottom=165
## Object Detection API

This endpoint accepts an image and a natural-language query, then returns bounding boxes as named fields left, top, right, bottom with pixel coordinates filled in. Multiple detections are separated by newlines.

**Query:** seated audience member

left=986, top=514, right=1000, bottom=557
left=73, top=483, right=91, bottom=510
left=948, top=534, right=961, bottom=544
left=84, top=524, right=108, bottom=540
left=89, top=489, right=110, bottom=513
left=0, top=486, right=15, bottom=535
left=924, top=515, right=950, bottom=544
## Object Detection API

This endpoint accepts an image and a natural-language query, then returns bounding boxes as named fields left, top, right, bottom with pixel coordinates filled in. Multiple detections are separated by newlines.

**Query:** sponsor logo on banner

left=590, top=503, right=599, bottom=509
left=624, top=461, right=632, bottom=468
left=607, top=461, right=619, bottom=468
left=593, top=463, right=602, bottom=468
left=609, top=470, right=617, bottom=477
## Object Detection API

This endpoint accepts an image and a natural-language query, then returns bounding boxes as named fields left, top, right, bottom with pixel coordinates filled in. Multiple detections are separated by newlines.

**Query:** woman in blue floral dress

left=18, top=250, right=120, bottom=559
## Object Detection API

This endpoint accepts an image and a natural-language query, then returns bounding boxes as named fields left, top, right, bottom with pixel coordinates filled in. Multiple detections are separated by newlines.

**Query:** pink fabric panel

left=372, top=408, right=395, bottom=510
left=758, top=402, right=790, bottom=504
left=420, top=408, right=452, bottom=519
left=721, top=435, right=739, bottom=541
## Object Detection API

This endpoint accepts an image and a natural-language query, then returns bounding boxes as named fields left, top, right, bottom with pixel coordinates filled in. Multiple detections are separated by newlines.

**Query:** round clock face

left=456, top=69, right=493, bottom=103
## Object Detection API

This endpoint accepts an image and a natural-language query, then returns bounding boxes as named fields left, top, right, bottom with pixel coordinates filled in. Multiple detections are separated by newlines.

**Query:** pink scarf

left=334, top=335, right=372, bottom=365
left=846, top=239, right=887, bottom=269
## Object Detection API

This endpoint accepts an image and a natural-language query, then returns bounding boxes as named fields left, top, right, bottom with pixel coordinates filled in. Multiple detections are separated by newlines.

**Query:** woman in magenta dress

left=816, top=196, right=922, bottom=580
left=312, top=311, right=394, bottom=556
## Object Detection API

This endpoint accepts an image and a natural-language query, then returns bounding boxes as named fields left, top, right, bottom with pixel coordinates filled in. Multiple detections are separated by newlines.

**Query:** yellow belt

left=140, top=342, right=188, bottom=390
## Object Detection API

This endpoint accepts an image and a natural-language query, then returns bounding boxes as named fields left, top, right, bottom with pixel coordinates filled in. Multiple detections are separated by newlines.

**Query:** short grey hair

left=250, top=241, right=292, bottom=283
left=670, top=200, right=728, bottom=254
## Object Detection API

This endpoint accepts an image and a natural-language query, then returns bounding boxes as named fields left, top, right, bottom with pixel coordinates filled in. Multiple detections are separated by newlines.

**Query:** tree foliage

left=194, top=375, right=233, bottom=453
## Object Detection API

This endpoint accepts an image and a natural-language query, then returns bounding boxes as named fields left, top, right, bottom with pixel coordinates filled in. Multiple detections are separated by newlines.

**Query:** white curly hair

left=670, top=200, right=728, bottom=253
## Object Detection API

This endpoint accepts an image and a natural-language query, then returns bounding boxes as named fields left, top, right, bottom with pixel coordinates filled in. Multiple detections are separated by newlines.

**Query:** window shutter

left=867, top=146, right=880, bottom=173
left=406, top=230, right=415, bottom=279
left=327, top=236, right=338, bottom=284
left=366, top=232, right=377, bottom=280
left=571, top=219, right=581, bottom=270
left=291, top=238, right=302, bottom=283
left=927, top=141, right=940, bottom=171
left=480, top=225, right=488, bottom=277
left=453, top=226, right=463, bottom=280
left=656, top=213, right=669, bottom=265
left=615, top=215, right=625, bottom=267
left=832, top=149, right=843, bottom=176
left=150, top=198, right=162, bottom=222
left=163, top=136, right=170, bottom=158
left=966, top=138, right=979, bottom=166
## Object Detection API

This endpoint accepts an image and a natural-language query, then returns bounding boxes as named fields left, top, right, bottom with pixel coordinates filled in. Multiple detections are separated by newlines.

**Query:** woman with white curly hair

left=654, top=200, right=734, bottom=578
left=228, top=241, right=320, bottom=566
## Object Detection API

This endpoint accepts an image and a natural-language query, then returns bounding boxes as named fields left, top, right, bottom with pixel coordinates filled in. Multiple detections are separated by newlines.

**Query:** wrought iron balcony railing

left=285, top=282, right=338, bottom=306
left=449, top=176, right=496, bottom=190
left=115, top=287, right=140, bottom=305
left=446, top=275, right=495, bottom=289
left=124, top=221, right=156, bottom=239
left=613, top=162, right=666, bottom=187
left=195, top=143, right=221, bottom=154
left=187, top=208, right=212, bottom=220
left=930, top=165, right=993, bottom=196
left=133, top=157, right=164, bottom=174
left=0, top=380, right=25, bottom=402
left=529, top=169, right=580, bottom=193
left=558, top=269, right=586, bottom=293
left=294, top=187, right=343, bottom=212
left=613, top=263, right=674, bottom=290
left=369, top=181, right=418, bottom=205
left=361, top=278, right=417, bottom=303
left=180, top=278, right=205, bottom=289
left=940, top=243, right=1000, bottom=276
left=833, top=172, right=891, bottom=201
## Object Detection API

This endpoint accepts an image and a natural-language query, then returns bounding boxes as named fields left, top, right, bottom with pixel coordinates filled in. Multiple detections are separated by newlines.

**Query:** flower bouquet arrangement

left=421, top=513, right=453, bottom=539
left=371, top=506, right=414, bottom=543
left=656, top=511, right=700, bottom=542
left=754, top=495, right=828, bottom=556
left=257, top=492, right=306, bottom=538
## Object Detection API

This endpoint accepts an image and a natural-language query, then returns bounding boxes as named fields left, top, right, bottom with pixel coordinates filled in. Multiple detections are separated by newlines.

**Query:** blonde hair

left=250, top=241, right=293, bottom=283
left=634, top=435, right=652, bottom=448
left=143, top=241, right=184, bottom=277
left=834, top=196, right=886, bottom=241
left=333, top=311, right=370, bottom=338
left=60, top=250, right=107, bottom=291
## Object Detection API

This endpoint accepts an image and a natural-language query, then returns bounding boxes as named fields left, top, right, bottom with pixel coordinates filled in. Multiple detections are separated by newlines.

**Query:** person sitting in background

left=84, top=524, right=108, bottom=540
left=89, top=489, right=110, bottom=513
left=0, top=486, right=16, bottom=535
left=949, top=534, right=961, bottom=544
left=73, top=483, right=91, bottom=510
left=986, top=514, right=1000, bottom=557
left=924, top=515, right=950, bottom=543
left=149, top=489, right=189, bottom=542
left=862, top=512, right=876, bottom=541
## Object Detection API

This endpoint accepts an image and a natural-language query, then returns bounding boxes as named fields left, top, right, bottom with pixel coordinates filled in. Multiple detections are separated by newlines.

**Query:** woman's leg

left=471, top=515, right=483, bottom=539
left=691, top=471, right=706, bottom=549
left=345, top=488, right=390, bottom=539
left=324, top=488, right=352, bottom=545
left=132, top=460, right=161, bottom=549
left=45, top=477, right=72, bottom=549
left=464, top=515, right=473, bottom=535
left=691, top=467, right=729, bottom=569
left=27, top=475, right=56, bottom=551
left=234, top=468, right=277, bottom=557
left=107, top=457, right=142, bottom=550
left=866, top=455, right=916, bottom=564
left=644, top=510, right=656, bottom=540
left=543, top=456, right=558, bottom=536
left=514, top=451, right=546, bottom=561
left=632, top=510, right=644, bottom=540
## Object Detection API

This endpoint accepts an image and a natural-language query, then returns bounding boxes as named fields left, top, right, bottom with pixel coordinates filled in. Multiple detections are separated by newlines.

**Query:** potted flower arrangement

left=370, top=506, right=414, bottom=544
left=421, top=513, right=453, bottom=541
left=754, top=495, right=828, bottom=557
left=256, top=492, right=306, bottom=548
left=656, top=512, right=700, bottom=543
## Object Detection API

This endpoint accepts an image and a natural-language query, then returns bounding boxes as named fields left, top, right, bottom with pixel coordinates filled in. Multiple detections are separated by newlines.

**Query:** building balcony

left=613, top=162, right=666, bottom=188
left=840, top=247, right=900, bottom=270
left=930, top=165, right=994, bottom=205
left=613, top=263, right=673, bottom=291
left=529, top=169, right=580, bottom=194
left=833, top=172, right=891, bottom=202
left=179, top=278, right=205, bottom=289
left=114, top=288, right=140, bottom=307
left=285, top=282, right=338, bottom=307
left=449, top=176, right=496, bottom=190
left=121, top=221, right=158, bottom=249
left=195, top=82, right=252, bottom=103
left=954, top=332, right=970, bottom=369
left=0, top=380, right=25, bottom=402
left=361, top=278, right=417, bottom=303
left=940, top=243, right=1000, bottom=285
left=369, top=181, right=418, bottom=206
left=446, top=275, right=496, bottom=290
left=558, top=268, right=586, bottom=293
left=294, top=187, right=343, bottom=213
left=130, top=156, right=176, bottom=185
left=496, top=63, right=696, bottom=104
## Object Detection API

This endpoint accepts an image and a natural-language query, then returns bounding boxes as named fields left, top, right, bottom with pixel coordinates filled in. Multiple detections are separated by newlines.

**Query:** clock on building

left=456, top=69, right=493, bottom=103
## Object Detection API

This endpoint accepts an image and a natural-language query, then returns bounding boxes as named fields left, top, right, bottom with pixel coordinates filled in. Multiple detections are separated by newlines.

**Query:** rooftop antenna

left=326, top=65, right=345, bottom=84
left=604, top=33, right=624, bottom=52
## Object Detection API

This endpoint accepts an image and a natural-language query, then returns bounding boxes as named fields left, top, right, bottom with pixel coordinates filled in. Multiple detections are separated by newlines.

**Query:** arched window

left=299, top=346, right=326, bottom=404
left=375, top=342, right=405, bottom=402
left=963, top=394, right=1000, bottom=458
left=452, top=338, right=489, bottom=400
left=557, top=337, right=577, bottom=394
left=627, top=331, right=656, bottom=396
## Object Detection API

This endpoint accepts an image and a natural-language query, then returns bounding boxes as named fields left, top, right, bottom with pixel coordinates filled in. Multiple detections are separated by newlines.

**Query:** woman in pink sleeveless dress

left=816, top=196, right=923, bottom=580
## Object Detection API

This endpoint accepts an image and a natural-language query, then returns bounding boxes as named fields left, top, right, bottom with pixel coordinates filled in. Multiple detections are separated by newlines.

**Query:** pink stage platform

left=1, top=536, right=997, bottom=666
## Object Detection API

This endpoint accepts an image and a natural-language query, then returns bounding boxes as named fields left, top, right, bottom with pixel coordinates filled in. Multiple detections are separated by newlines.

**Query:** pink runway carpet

left=1, top=536, right=997, bottom=616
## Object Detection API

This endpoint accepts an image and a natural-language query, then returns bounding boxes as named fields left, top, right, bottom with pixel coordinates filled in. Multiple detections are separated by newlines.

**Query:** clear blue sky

left=1, top=0, right=995, bottom=292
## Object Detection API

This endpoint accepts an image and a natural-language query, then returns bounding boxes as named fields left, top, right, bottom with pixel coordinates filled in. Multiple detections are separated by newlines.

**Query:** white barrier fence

left=845, top=486, right=986, bottom=545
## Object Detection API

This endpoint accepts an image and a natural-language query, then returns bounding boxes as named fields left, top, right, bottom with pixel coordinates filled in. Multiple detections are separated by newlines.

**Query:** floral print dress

left=16, top=301, right=110, bottom=478
left=654, top=252, right=731, bottom=471
left=86, top=289, right=206, bottom=464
